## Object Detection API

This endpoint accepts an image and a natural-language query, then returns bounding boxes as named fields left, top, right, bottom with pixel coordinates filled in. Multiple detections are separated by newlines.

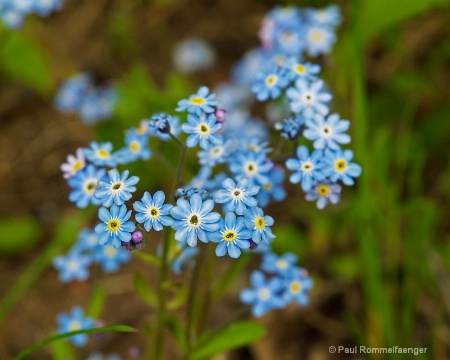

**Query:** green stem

left=170, top=132, right=187, bottom=196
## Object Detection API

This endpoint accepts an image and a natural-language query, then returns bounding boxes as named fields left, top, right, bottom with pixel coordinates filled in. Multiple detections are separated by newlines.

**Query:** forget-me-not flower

left=286, top=145, right=325, bottom=191
left=95, top=204, right=136, bottom=248
left=214, top=177, right=260, bottom=215
left=252, top=65, right=289, bottom=101
left=282, top=268, right=313, bottom=306
left=94, top=169, right=139, bottom=207
left=68, top=165, right=106, bottom=208
left=133, top=191, right=173, bottom=231
left=176, top=86, right=219, bottom=116
left=84, top=142, right=118, bottom=168
left=210, top=212, right=252, bottom=258
left=304, top=113, right=351, bottom=150
left=92, top=244, right=131, bottom=273
left=243, top=206, right=275, bottom=244
left=57, top=307, right=95, bottom=347
left=286, top=79, right=332, bottom=118
left=322, top=149, right=362, bottom=185
left=305, top=180, right=342, bottom=209
left=170, top=193, right=220, bottom=247
left=261, top=252, right=298, bottom=275
left=181, top=113, right=223, bottom=149
left=229, top=151, right=273, bottom=186
left=53, top=251, right=92, bottom=283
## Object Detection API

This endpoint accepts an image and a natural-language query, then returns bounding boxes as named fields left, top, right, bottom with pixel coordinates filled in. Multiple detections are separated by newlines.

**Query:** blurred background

left=0, top=0, right=449, bottom=359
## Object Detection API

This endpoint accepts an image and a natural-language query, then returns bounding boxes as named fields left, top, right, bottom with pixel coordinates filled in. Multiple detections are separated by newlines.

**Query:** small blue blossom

left=61, top=148, right=86, bottom=179
left=176, top=86, right=219, bottom=116
left=68, top=165, right=106, bottom=208
left=133, top=191, right=173, bottom=231
left=57, top=307, right=95, bottom=347
left=54, top=73, right=91, bottom=113
left=322, top=149, right=362, bottom=185
left=304, top=113, right=351, bottom=150
left=94, top=204, right=136, bottom=248
left=282, top=267, right=313, bottom=306
left=148, top=113, right=181, bottom=141
left=272, top=23, right=305, bottom=56
left=181, top=113, right=223, bottom=149
left=53, top=251, right=92, bottom=282
left=72, top=228, right=99, bottom=253
left=79, top=87, right=117, bottom=124
left=243, top=206, right=275, bottom=244
left=305, top=25, right=337, bottom=57
left=282, top=57, right=321, bottom=81
left=261, top=252, right=298, bottom=275
left=256, top=166, right=287, bottom=207
left=116, top=129, right=152, bottom=164
left=210, top=212, right=252, bottom=258
left=94, top=169, right=139, bottom=207
left=170, top=193, right=221, bottom=247
left=240, top=271, right=285, bottom=317
left=306, top=5, right=341, bottom=27
left=84, top=142, right=118, bottom=168
left=286, top=145, right=325, bottom=191
left=229, top=151, right=273, bottom=186
left=92, top=244, right=131, bottom=273
left=198, top=139, right=233, bottom=167
left=252, top=65, right=289, bottom=101
left=241, top=136, right=272, bottom=154
left=286, top=79, right=332, bottom=118
left=214, top=177, right=259, bottom=215
left=274, top=115, right=305, bottom=141
left=305, top=180, right=342, bottom=209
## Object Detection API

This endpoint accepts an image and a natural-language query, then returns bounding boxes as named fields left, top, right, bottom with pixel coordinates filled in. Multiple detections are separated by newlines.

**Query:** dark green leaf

left=0, top=217, right=41, bottom=255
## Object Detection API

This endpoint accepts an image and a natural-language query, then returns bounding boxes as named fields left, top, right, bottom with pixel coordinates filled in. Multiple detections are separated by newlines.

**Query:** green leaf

left=165, top=315, right=188, bottom=353
left=0, top=32, right=54, bottom=95
left=192, top=321, right=266, bottom=360
left=13, top=325, right=136, bottom=360
left=134, top=250, right=161, bottom=266
left=0, top=216, right=41, bottom=255
left=86, top=284, right=106, bottom=319
left=49, top=339, right=76, bottom=360
left=134, top=272, right=157, bottom=307
left=361, top=0, right=450, bottom=42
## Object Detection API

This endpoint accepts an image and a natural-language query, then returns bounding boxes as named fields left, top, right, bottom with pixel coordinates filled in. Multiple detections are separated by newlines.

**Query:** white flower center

left=244, top=161, right=258, bottom=176
left=320, top=125, right=333, bottom=137
left=209, top=146, right=224, bottom=158
left=276, top=259, right=288, bottom=270
left=301, top=161, right=314, bottom=173
left=265, top=74, right=278, bottom=88
left=110, top=181, right=124, bottom=193
left=303, top=92, right=315, bottom=106
left=197, top=123, right=211, bottom=136
left=187, top=213, right=202, bottom=228
left=83, top=179, right=98, bottom=195
left=258, top=288, right=271, bottom=301
left=230, top=188, right=244, bottom=200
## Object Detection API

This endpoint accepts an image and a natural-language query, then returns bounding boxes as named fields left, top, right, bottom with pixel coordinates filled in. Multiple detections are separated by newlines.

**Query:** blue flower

left=198, top=139, right=233, bottom=167
left=57, top=307, right=95, bottom=347
left=116, top=129, right=152, bottom=164
left=229, top=151, right=273, bottom=186
left=251, top=65, right=289, bottom=101
left=53, top=251, right=91, bottom=282
left=68, top=165, right=106, bottom=208
left=274, top=115, right=305, bottom=141
left=181, top=113, right=223, bottom=149
left=261, top=252, right=297, bottom=275
left=286, top=79, right=332, bottom=118
left=170, top=193, right=221, bottom=247
left=305, top=180, right=342, bottom=209
left=286, top=145, right=325, bottom=191
left=54, top=73, right=91, bottom=113
left=256, top=166, right=287, bottom=207
left=240, top=136, right=272, bottom=154
left=282, top=57, right=321, bottom=81
left=322, top=149, right=362, bottom=185
left=304, top=113, right=351, bottom=150
left=281, top=268, right=313, bottom=306
left=133, top=191, right=174, bottom=231
left=79, top=87, right=117, bottom=124
left=94, top=169, right=139, bottom=207
left=214, top=178, right=259, bottom=215
left=305, top=25, right=337, bottom=57
left=148, top=113, right=181, bottom=141
left=84, top=142, right=118, bottom=168
left=72, top=228, right=99, bottom=253
left=243, top=206, right=275, bottom=244
left=210, top=212, right=252, bottom=258
left=93, top=244, right=131, bottom=273
left=176, top=86, right=219, bottom=116
left=94, top=204, right=136, bottom=248
left=272, top=23, right=305, bottom=56
left=240, top=271, right=285, bottom=317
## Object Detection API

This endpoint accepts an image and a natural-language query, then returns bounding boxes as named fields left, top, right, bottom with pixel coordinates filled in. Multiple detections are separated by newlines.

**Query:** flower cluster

left=53, top=228, right=132, bottom=282
left=240, top=252, right=313, bottom=317
left=54, top=73, right=118, bottom=124
left=57, top=306, right=95, bottom=347
left=0, top=0, right=62, bottom=28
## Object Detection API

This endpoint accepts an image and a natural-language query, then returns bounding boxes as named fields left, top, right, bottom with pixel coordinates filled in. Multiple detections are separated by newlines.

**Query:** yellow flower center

left=96, top=149, right=110, bottom=158
left=295, top=64, right=306, bottom=74
left=148, top=206, right=160, bottom=219
left=69, top=320, right=81, bottom=331
left=189, top=97, right=205, bottom=106
left=311, top=30, right=323, bottom=42
left=83, top=179, right=98, bottom=194
left=198, top=123, right=210, bottom=135
left=105, top=246, right=117, bottom=257
left=107, top=219, right=121, bottom=232
left=130, top=141, right=141, bottom=153
left=73, top=160, right=84, bottom=172
left=290, top=281, right=302, bottom=294
left=276, top=259, right=288, bottom=269
left=223, top=230, right=237, bottom=242
left=137, top=124, right=147, bottom=134
left=335, top=159, right=347, bottom=172
left=255, top=216, right=265, bottom=230
left=317, top=185, right=330, bottom=197
left=258, top=288, right=271, bottom=301
left=247, top=145, right=260, bottom=152
left=265, top=74, right=278, bottom=87
left=263, top=182, right=273, bottom=190
left=112, top=182, right=122, bottom=191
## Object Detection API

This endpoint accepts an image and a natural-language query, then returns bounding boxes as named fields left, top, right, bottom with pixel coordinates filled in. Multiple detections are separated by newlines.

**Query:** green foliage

left=192, top=321, right=267, bottom=360
left=13, top=325, right=136, bottom=360
left=0, top=31, right=54, bottom=95
left=0, top=216, right=41, bottom=255
left=134, top=272, right=158, bottom=307
left=86, top=284, right=107, bottom=319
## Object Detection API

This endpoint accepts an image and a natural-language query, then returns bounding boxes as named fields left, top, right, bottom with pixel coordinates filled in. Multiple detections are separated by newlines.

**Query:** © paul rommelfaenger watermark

left=328, top=346, right=428, bottom=355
